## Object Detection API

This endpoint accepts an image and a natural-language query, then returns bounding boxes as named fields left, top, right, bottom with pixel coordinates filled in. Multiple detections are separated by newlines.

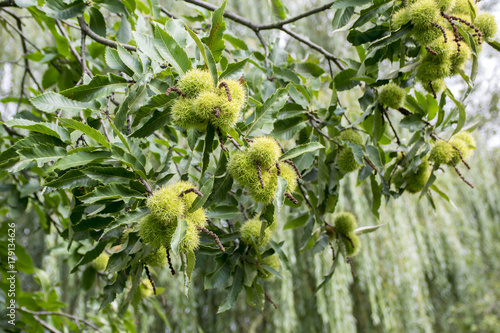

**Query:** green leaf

left=46, top=150, right=110, bottom=173
left=316, top=246, right=340, bottom=291
left=205, top=255, right=231, bottom=289
left=331, top=0, right=371, bottom=8
left=105, top=48, right=134, bottom=77
left=283, top=214, right=309, bottom=230
left=5, top=119, right=71, bottom=142
left=352, top=2, right=392, bottom=29
left=246, top=85, right=289, bottom=136
left=116, top=15, right=132, bottom=44
left=219, top=58, right=248, bottom=79
left=43, top=0, right=87, bottom=19
left=71, top=240, right=108, bottom=273
left=201, top=1, right=227, bottom=62
left=30, top=92, right=99, bottom=113
left=154, top=26, right=192, bottom=75
left=18, top=143, right=67, bottom=167
left=332, top=6, right=355, bottom=30
left=446, top=88, right=466, bottom=135
left=203, top=44, right=218, bottom=88
left=202, top=125, right=215, bottom=176
left=44, top=170, right=98, bottom=189
left=110, top=145, right=147, bottom=179
left=134, top=32, right=163, bottom=62
left=59, top=118, right=110, bottom=148
left=334, top=68, right=359, bottom=91
left=486, top=39, right=500, bottom=52
left=369, top=23, right=413, bottom=49
left=81, top=166, right=135, bottom=184
left=60, top=74, right=128, bottom=102
left=170, top=219, right=189, bottom=255
left=217, top=266, right=244, bottom=313
left=88, top=7, right=106, bottom=38
left=188, top=177, right=214, bottom=213
left=78, top=183, right=144, bottom=204
left=207, top=205, right=241, bottom=220
left=117, top=44, right=143, bottom=75
left=280, top=142, right=324, bottom=161
left=275, top=176, right=287, bottom=211
left=270, top=0, right=287, bottom=19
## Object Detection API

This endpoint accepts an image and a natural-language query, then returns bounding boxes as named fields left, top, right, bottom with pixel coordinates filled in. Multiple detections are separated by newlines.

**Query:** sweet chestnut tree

left=0, top=0, right=498, bottom=330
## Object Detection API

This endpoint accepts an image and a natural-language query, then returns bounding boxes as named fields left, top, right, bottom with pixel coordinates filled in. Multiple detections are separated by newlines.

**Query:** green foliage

left=0, top=0, right=498, bottom=330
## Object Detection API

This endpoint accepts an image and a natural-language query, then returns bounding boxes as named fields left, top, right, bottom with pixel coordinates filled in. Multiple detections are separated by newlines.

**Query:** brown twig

left=178, top=188, right=203, bottom=197
left=346, top=257, right=356, bottom=278
left=256, top=162, right=265, bottom=188
left=227, top=134, right=242, bottom=150
left=429, top=82, right=437, bottom=99
left=143, top=264, right=157, bottom=295
left=451, top=144, right=471, bottom=169
left=19, top=307, right=103, bottom=333
left=363, top=156, right=378, bottom=175
left=216, top=127, right=228, bottom=152
left=275, top=162, right=281, bottom=176
left=166, top=247, right=176, bottom=275
left=284, top=192, right=299, bottom=204
left=165, top=86, right=186, bottom=97
left=77, top=16, right=136, bottom=51
left=431, top=22, right=448, bottom=43
left=284, top=159, right=302, bottom=179
left=214, top=107, right=221, bottom=118
left=452, top=162, right=474, bottom=188
left=264, top=289, right=278, bottom=309
left=381, top=107, right=401, bottom=145
left=196, top=226, right=225, bottom=252
left=218, top=82, right=232, bottom=101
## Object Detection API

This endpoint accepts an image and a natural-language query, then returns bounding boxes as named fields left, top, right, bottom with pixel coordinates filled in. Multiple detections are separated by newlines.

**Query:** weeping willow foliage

left=121, top=143, right=496, bottom=332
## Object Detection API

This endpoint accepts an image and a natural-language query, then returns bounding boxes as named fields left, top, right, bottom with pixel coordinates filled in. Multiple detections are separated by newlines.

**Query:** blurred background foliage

left=1, top=0, right=499, bottom=332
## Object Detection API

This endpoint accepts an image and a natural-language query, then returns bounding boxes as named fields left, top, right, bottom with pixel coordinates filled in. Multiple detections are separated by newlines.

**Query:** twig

left=214, top=107, right=221, bottom=118
left=77, top=16, right=136, bottom=51
left=159, top=6, right=177, bottom=19
left=298, top=183, right=313, bottom=210
left=178, top=188, right=203, bottom=197
left=55, top=20, right=82, bottom=64
left=275, top=162, right=281, bottom=176
left=284, top=159, right=302, bottom=179
left=0, top=12, right=40, bottom=51
left=346, top=258, right=356, bottom=278
left=218, top=82, right=232, bottom=101
left=256, top=162, right=264, bottom=188
left=143, top=264, right=157, bottom=295
left=284, top=192, right=298, bottom=204
left=165, top=86, right=186, bottom=97
left=264, top=289, right=278, bottom=309
left=381, top=107, right=401, bottom=145
left=452, top=162, right=474, bottom=188
left=307, top=114, right=341, bottom=146
left=216, top=127, right=227, bottom=152
left=363, top=156, right=378, bottom=175
left=139, top=176, right=153, bottom=195
left=196, top=226, right=225, bottom=252
left=166, top=247, right=175, bottom=275
left=227, top=134, right=242, bottom=150
left=19, top=307, right=102, bottom=333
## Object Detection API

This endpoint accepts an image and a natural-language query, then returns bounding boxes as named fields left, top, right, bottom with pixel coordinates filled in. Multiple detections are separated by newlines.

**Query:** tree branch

left=77, top=16, right=137, bottom=52
left=19, top=307, right=103, bottom=333
left=183, top=0, right=344, bottom=70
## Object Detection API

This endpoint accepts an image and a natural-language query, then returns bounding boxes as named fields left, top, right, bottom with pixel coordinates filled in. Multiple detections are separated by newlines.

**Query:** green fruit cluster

left=239, top=217, right=276, bottom=248
left=378, top=83, right=407, bottom=109
left=138, top=181, right=207, bottom=257
left=429, top=132, right=475, bottom=165
left=336, top=129, right=363, bottom=174
left=170, top=69, right=246, bottom=131
left=92, top=252, right=109, bottom=271
left=392, top=0, right=497, bottom=94
left=228, top=137, right=298, bottom=203
left=258, top=254, right=281, bottom=279
left=393, top=156, right=432, bottom=193
left=332, top=212, right=360, bottom=257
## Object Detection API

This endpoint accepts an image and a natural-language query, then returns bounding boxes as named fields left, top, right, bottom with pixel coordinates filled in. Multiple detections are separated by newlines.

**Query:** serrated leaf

left=59, top=118, right=110, bottom=148
left=81, top=166, right=135, bottom=184
left=134, top=32, right=163, bottom=62
left=46, top=150, right=110, bottom=173
left=205, top=255, right=231, bottom=289
left=88, top=7, right=106, bottom=37
left=332, top=6, right=355, bottom=29
left=18, top=143, right=67, bottom=167
left=43, top=0, right=87, bottom=19
left=331, top=0, right=371, bottom=8
left=170, top=219, right=188, bottom=255
left=217, top=266, right=244, bottom=313
left=207, top=205, right=241, bottom=220
left=246, top=85, right=289, bottom=136
left=5, top=119, right=71, bottom=142
left=71, top=240, right=108, bottom=273
left=105, top=48, right=134, bottom=77
left=203, top=44, right=218, bottom=88
left=280, top=142, right=324, bottom=161
left=78, top=183, right=144, bottom=204
left=154, top=26, right=192, bottom=75
left=188, top=177, right=214, bottom=213
left=117, top=44, right=143, bottom=75
left=44, top=170, right=98, bottom=189
left=31, top=92, right=100, bottom=113
left=201, top=1, right=226, bottom=62
left=116, top=15, right=131, bottom=43
left=60, top=74, right=128, bottom=102
left=219, top=58, right=248, bottom=79
left=283, top=214, right=309, bottom=230
left=275, top=176, right=287, bottom=211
